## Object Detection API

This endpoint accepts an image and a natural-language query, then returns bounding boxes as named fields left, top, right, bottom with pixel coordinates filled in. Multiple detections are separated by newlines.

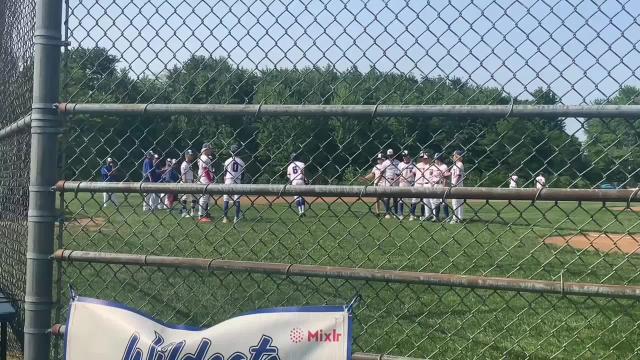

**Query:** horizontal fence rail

left=56, top=181, right=640, bottom=202
left=47, top=326, right=422, bottom=360
left=0, top=114, right=32, bottom=140
left=53, top=250, right=640, bottom=300
left=57, top=103, right=640, bottom=118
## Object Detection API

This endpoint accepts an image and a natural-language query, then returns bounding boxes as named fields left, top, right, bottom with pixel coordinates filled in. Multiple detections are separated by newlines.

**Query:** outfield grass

left=54, top=193, right=640, bottom=359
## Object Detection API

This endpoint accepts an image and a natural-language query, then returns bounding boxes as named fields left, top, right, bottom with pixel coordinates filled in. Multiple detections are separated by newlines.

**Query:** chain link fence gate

left=5, top=0, right=639, bottom=359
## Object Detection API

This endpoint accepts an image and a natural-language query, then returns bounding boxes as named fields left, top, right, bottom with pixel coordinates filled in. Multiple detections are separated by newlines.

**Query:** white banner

left=65, top=297, right=352, bottom=360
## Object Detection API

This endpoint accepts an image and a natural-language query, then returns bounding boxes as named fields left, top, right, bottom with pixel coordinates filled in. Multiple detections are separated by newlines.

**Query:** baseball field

left=57, top=193, right=640, bottom=359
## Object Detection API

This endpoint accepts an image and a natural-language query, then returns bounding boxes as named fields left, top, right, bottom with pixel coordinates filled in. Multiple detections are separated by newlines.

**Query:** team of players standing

left=363, top=149, right=465, bottom=224
left=102, top=144, right=466, bottom=224
left=132, top=143, right=307, bottom=224
left=101, top=144, right=545, bottom=225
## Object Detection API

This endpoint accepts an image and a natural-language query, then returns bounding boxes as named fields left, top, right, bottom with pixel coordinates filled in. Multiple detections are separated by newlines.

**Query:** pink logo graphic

left=290, top=328, right=304, bottom=343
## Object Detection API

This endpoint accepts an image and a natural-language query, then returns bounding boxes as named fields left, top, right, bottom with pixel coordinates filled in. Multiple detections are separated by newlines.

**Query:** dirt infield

left=243, top=196, right=378, bottom=205
left=611, top=206, right=640, bottom=212
left=67, top=217, right=107, bottom=232
left=545, top=233, right=640, bottom=254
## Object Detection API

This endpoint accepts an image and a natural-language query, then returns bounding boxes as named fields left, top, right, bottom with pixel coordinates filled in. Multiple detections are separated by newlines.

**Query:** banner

left=65, top=297, right=352, bottom=360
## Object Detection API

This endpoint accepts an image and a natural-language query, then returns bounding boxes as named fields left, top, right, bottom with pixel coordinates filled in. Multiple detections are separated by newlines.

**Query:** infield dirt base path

left=545, top=233, right=640, bottom=254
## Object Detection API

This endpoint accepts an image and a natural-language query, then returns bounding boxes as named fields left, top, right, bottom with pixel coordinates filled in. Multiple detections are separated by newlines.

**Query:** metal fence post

left=24, top=0, right=63, bottom=358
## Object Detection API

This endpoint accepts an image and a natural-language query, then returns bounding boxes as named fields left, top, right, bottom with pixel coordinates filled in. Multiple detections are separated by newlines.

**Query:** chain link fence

left=0, top=0, right=36, bottom=357
left=48, top=0, right=640, bottom=358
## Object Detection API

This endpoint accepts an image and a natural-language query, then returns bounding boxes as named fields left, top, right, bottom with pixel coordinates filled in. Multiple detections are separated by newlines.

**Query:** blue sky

left=67, top=0, right=640, bottom=138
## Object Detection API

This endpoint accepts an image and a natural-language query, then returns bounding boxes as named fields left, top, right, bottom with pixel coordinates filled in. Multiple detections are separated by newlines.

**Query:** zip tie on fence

left=284, top=263, right=294, bottom=277
left=207, top=258, right=222, bottom=271
left=68, top=284, right=77, bottom=301
left=346, top=294, right=363, bottom=313
left=504, top=95, right=515, bottom=118
left=626, top=188, right=640, bottom=210
left=73, top=181, right=82, bottom=194
left=143, top=102, right=151, bottom=115
left=203, top=183, right=212, bottom=206
left=277, top=183, right=289, bottom=201
left=560, top=270, right=564, bottom=297
left=533, top=187, right=545, bottom=203
left=371, top=103, right=380, bottom=118
left=441, top=185, right=452, bottom=203
left=255, top=100, right=265, bottom=118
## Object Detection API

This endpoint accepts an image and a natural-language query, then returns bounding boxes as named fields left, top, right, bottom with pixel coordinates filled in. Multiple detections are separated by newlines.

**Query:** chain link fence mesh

left=53, top=0, right=640, bottom=359
left=0, top=0, right=35, bottom=357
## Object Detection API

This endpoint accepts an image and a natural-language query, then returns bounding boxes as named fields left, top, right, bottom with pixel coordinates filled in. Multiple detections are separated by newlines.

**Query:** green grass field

left=54, top=193, right=640, bottom=359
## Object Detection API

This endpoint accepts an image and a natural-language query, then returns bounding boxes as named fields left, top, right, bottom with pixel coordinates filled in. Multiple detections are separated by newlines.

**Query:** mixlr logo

left=290, top=328, right=342, bottom=344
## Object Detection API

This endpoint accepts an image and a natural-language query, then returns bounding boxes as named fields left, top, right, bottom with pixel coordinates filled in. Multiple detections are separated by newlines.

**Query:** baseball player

left=100, top=158, right=118, bottom=208
left=449, top=150, right=465, bottom=224
left=377, top=149, right=401, bottom=219
left=161, top=159, right=180, bottom=210
left=361, top=153, right=385, bottom=216
left=287, top=153, right=308, bottom=217
left=397, top=150, right=416, bottom=220
left=197, top=143, right=215, bottom=223
left=413, top=152, right=433, bottom=221
left=430, top=153, right=451, bottom=222
left=536, top=173, right=546, bottom=189
left=142, top=151, right=161, bottom=212
left=158, top=158, right=174, bottom=210
left=180, top=150, right=197, bottom=218
left=509, top=174, right=518, bottom=188
left=222, top=144, right=245, bottom=224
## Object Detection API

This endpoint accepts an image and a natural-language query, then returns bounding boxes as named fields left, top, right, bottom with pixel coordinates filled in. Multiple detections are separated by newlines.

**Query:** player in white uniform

left=222, top=144, right=245, bottom=224
left=361, top=153, right=385, bottom=217
left=180, top=150, right=197, bottom=218
left=413, top=152, right=433, bottom=221
left=449, top=150, right=465, bottom=224
left=287, top=153, right=308, bottom=217
left=430, top=153, right=451, bottom=222
left=397, top=150, right=416, bottom=220
left=535, top=173, right=546, bottom=189
left=509, top=175, right=518, bottom=188
left=197, top=143, right=215, bottom=223
left=377, top=149, right=401, bottom=219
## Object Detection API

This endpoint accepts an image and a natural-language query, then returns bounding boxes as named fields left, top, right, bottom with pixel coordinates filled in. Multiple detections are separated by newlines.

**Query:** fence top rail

left=56, top=181, right=640, bottom=202
left=57, top=103, right=640, bottom=118
left=53, top=249, right=640, bottom=300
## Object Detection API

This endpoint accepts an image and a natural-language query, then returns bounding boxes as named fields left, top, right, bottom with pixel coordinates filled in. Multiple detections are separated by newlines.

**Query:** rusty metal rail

left=54, top=181, right=640, bottom=202
left=53, top=250, right=640, bottom=300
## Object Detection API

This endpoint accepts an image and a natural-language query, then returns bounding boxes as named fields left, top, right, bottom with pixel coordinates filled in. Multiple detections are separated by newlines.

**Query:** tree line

left=62, top=47, right=640, bottom=188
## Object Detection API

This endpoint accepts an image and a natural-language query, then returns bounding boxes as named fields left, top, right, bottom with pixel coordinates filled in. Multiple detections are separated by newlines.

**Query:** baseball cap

left=201, top=143, right=211, bottom=151
left=420, top=152, right=429, bottom=158
left=106, top=157, right=113, bottom=163
left=154, top=154, right=160, bottom=159
left=402, top=150, right=410, bottom=157
left=386, top=149, right=394, bottom=156
left=290, top=153, right=298, bottom=161
left=453, top=150, right=464, bottom=156
left=185, top=149, right=194, bottom=156
left=377, top=153, right=384, bottom=160
left=230, top=144, right=240, bottom=154
left=145, top=151, right=154, bottom=157
left=434, top=152, right=444, bottom=161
